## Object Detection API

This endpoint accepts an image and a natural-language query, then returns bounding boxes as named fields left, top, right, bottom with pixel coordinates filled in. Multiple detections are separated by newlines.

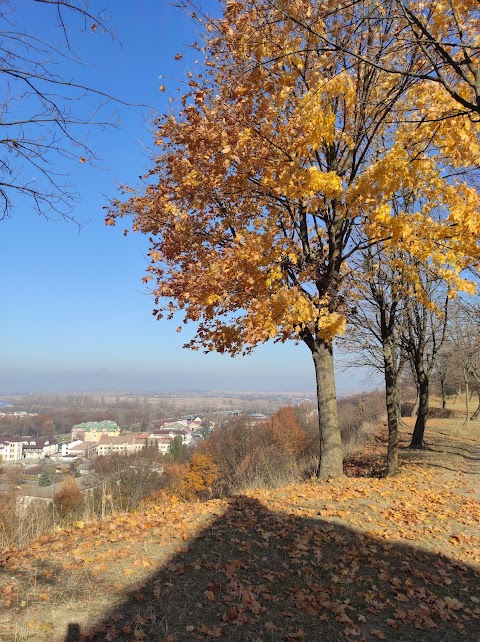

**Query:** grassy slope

left=0, top=419, right=479, bottom=642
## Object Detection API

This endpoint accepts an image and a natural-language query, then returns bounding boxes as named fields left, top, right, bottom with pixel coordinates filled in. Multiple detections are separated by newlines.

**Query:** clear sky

left=0, top=1, right=377, bottom=395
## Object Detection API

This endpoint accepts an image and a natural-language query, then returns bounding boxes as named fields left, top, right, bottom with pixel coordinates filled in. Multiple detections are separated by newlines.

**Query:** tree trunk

left=464, top=376, right=470, bottom=424
left=312, top=340, right=343, bottom=478
left=384, top=343, right=399, bottom=475
left=470, top=395, right=480, bottom=420
left=440, top=376, right=446, bottom=409
left=410, top=392, right=420, bottom=417
left=410, top=378, right=428, bottom=448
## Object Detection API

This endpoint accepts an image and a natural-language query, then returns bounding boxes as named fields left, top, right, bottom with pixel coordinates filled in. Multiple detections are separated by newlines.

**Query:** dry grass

left=0, top=417, right=478, bottom=642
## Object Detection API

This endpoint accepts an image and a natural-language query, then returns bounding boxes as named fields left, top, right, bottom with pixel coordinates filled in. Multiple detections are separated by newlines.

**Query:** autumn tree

left=443, top=300, right=480, bottom=421
left=109, top=0, right=480, bottom=477
left=271, top=0, right=480, bottom=118
left=270, top=406, right=306, bottom=459
left=388, top=0, right=480, bottom=116
left=163, top=453, right=220, bottom=500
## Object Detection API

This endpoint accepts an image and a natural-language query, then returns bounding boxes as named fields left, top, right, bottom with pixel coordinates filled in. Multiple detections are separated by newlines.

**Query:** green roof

left=72, top=420, right=119, bottom=432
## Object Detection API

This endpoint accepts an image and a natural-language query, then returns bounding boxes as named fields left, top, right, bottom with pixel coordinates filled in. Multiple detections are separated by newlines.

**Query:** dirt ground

left=0, top=418, right=479, bottom=642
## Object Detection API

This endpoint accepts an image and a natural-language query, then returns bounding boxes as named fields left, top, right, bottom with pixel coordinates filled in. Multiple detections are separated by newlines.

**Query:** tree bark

left=410, top=378, right=428, bottom=448
left=470, top=394, right=480, bottom=420
left=384, top=342, right=399, bottom=475
left=410, top=392, right=420, bottom=417
left=464, top=375, right=470, bottom=424
left=312, top=340, right=343, bottom=478
left=440, top=375, right=447, bottom=409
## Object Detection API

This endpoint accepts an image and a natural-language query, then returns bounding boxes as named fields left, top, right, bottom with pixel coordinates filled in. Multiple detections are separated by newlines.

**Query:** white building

left=68, top=442, right=97, bottom=459
left=149, top=429, right=192, bottom=445
left=96, top=434, right=148, bottom=457
left=22, top=438, right=58, bottom=460
left=59, top=440, right=84, bottom=457
left=0, top=437, right=23, bottom=462
left=148, top=436, right=175, bottom=454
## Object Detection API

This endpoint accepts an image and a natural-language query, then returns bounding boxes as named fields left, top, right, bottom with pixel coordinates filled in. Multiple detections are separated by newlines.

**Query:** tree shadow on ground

left=63, top=496, right=480, bottom=642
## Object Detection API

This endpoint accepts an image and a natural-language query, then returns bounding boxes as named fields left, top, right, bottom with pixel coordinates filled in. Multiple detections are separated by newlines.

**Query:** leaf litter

left=0, top=421, right=478, bottom=642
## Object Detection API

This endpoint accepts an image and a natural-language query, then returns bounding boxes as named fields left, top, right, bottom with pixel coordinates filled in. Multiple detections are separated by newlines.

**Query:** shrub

left=200, top=407, right=309, bottom=493
left=161, top=454, right=220, bottom=500
left=53, top=476, right=84, bottom=519
left=0, top=493, right=55, bottom=550
left=296, top=390, right=386, bottom=460
left=400, top=402, right=454, bottom=418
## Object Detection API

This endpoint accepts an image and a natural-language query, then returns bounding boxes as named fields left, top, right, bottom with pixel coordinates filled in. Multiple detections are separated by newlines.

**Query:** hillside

left=0, top=420, right=479, bottom=642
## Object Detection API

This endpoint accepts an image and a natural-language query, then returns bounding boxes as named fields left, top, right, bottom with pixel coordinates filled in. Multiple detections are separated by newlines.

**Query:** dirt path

left=399, top=417, right=480, bottom=499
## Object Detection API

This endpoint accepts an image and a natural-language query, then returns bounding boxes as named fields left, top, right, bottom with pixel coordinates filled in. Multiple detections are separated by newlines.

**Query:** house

left=71, top=420, right=120, bottom=442
left=162, top=419, right=189, bottom=429
left=59, top=440, right=83, bottom=457
left=184, top=416, right=203, bottom=430
left=22, top=438, right=58, bottom=460
left=149, top=428, right=192, bottom=445
left=96, top=434, right=140, bottom=456
left=68, top=442, right=97, bottom=459
left=0, top=436, right=23, bottom=462
left=150, top=436, right=175, bottom=455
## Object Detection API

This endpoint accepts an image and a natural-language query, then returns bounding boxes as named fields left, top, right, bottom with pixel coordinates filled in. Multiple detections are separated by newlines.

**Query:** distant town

left=0, top=391, right=316, bottom=502
left=0, top=412, right=272, bottom=464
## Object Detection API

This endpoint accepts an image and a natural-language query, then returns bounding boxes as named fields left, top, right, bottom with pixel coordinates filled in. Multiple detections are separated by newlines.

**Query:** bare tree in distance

left=401, top=267, right=450, bottom=449
left=445, top=300, right=480, bottom=422
left=0, top=0, right=138, bottom=221
left=342, top=245, right=406, bottom=475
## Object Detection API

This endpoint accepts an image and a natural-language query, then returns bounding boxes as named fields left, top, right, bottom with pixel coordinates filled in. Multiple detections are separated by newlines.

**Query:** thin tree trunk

left=464, top=375, right=470, bottom=424
left=470, top=394, right=480, bottom=420
left=440, top=376, right=447, bottom=409
left=410, top=378, right=428, bottom=448
left=312, top=340, right=343, bottom=478
left=384, top=343, right=399, bottom=475
left=410, top=392, right=420, bottom=417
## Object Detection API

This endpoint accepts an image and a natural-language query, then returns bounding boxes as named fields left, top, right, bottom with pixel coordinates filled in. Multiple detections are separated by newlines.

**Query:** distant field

left=1, top=391, right=317, bottom=417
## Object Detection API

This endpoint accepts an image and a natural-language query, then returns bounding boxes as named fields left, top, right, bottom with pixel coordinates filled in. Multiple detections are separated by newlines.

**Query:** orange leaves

left=162, top=453, right=220, bottom=500
left=198, top=624, right=222, bottom=637
left=369, top=628, right=386, bottom=639
left=1, top=458, right=480, bottom=642
left=133, top=558, right=153, bottom=569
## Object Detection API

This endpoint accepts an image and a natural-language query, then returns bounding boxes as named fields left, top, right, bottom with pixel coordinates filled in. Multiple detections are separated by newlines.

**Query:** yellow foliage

left=109, top=0, right=480, bottom=355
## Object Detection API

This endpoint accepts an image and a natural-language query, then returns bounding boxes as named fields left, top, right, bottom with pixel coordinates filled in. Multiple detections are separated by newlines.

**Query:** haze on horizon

left=0, top=358, right=377, bottom=396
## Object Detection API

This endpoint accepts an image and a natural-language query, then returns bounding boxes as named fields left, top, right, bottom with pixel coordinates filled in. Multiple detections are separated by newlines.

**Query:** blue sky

left=0, top=1, right=376, bottom=394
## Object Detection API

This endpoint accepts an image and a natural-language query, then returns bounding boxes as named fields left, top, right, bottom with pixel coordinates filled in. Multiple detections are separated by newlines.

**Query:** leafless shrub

left=202, top=408, right=308, bottom=494
left=53, top=476, right=85, bottom=519
left=297, top=390, right=385, bottom=460
left=0, top=493, right=55, bottom=550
